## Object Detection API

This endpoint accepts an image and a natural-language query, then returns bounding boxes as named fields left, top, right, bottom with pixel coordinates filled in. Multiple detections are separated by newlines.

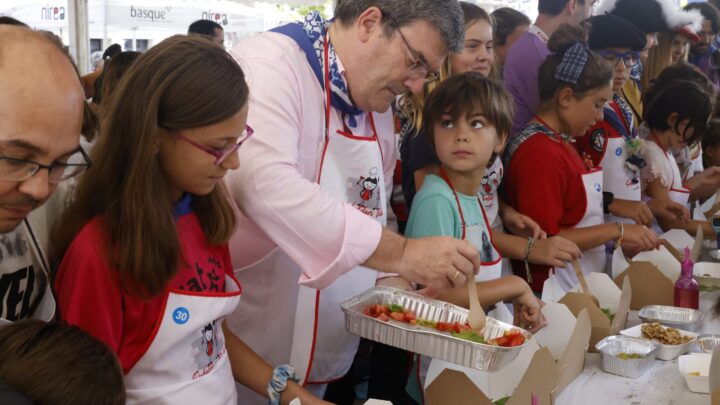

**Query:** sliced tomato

left=389, top=312, right=405, bottom=321
left=375, top=305, right=390, bottom=315
left=492, top=336, right=509, bottom=346
left=403, top=312, right=416, bottom=322
left=508, top=335, right=525, bottom=347
left=377, top=313, right=389, bottom=322
left=436, top=322, right=454, bottom=332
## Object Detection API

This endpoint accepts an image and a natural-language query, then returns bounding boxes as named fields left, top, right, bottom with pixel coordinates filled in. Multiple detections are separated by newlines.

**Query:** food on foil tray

left=641, top=322, right=693, bottom=345
left=363, top=303, right=525, bottom=347
left=616, top=352, right=643, bottom=360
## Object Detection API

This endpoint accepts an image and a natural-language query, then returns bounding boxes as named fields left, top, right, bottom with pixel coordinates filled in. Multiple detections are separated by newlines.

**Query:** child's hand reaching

left=528, top=236, right=581, bottom=267
left=513, top=287, right=546, bottom=334
left=501, top=205, right=547, bottom=239
left=646, top=198, right=690, bottom=223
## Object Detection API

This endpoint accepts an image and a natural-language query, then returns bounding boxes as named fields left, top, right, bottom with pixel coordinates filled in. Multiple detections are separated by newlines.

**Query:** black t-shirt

left=399, top=115, right=440, bottom=210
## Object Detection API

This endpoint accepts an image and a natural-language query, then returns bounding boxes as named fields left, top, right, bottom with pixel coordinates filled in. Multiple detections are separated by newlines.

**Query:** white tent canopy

left=0, top=0, right=323, bottom=73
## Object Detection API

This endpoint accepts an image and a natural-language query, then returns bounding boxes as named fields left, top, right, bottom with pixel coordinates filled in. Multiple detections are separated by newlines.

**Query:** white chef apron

left=554, top=168, right=606, bottom=291
left=599, top=133, right=642, bottom=225
left=650, top=134, right=691, bottom=234
left=124, top=274, right=242, bottom=404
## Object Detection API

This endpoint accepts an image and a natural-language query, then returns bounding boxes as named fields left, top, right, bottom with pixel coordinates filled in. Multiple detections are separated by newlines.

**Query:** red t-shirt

left=55, top=211, right=233, bottom=374
left=505, top=132, right=589, bottom=291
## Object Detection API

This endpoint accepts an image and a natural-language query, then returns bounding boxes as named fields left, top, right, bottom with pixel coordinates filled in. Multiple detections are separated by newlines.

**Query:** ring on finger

left=453, top=270, right=460, bottom=280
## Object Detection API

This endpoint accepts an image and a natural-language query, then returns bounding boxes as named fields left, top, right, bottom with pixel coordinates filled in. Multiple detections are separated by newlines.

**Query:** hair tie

left=554, top=42, right=589, bottom=84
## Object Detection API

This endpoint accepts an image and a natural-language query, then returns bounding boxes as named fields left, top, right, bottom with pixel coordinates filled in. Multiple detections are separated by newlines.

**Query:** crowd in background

left=1, top=0, right=720, bottom=404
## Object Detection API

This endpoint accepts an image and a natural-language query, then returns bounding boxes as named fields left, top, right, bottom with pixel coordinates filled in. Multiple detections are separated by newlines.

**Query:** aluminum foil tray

left=697, top=334, right=720, bottom=353
left=340, top=286, right=531, bottom=372
left=638, top=305, right=704, bottom=331
left=595, top=335, right=659, bottom=379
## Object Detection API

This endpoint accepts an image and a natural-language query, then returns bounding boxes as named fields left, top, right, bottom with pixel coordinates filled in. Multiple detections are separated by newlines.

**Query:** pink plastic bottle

left=674, top=247, right=699, bottom=309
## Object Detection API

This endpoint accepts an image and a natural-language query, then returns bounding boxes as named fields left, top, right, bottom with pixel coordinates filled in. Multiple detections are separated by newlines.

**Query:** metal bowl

left=595, top=335, right=659, bottom=378
left=638, top=305, right=704, bottom=331
left=341, top=287, right=531, bottom=372
left=697, top=334, right=720, bottom=353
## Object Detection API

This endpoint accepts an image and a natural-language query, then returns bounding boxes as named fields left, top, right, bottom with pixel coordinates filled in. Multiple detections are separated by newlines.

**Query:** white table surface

left=554, top=291, right=720, bottom=405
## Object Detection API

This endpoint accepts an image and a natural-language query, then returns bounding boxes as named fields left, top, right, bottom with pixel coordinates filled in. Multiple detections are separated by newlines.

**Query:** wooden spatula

left=572, top=259, right=599, bottom=306
left=660, top=239, right=684, bottom=262
left=466, top=277, right=486, bottom=331
left=692, top=225, right=703, bottom=262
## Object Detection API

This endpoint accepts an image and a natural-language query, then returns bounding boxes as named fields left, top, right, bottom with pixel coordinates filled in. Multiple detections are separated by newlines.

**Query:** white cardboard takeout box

left=424, top=305, right=591, bottom=405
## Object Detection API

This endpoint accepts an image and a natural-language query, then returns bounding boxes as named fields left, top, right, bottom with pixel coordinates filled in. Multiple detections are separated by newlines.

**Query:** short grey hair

left=334, top=0, right=464, bottom=52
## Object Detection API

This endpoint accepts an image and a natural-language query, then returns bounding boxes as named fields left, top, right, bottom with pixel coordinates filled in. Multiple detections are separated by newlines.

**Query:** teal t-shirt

left=406, top=174, right=496, bottom=262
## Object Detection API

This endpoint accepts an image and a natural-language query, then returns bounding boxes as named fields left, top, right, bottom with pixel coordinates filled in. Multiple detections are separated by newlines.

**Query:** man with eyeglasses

left=224, top=1, right=478, bottom=402
left=596, top=0, right=698, bottom=127
left=0, top=26, right=89, bottom=325
left=503, top=0, right=596, bottom=137
left=685, top=2, right=720, bottom=87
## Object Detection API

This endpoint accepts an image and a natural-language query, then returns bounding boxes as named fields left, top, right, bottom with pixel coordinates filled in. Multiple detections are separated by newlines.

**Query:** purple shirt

left=503, top=31, right=551, bottom=137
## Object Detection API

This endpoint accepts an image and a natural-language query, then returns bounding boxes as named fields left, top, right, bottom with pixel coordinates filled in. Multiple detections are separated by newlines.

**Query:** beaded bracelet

left=267, top=365, right=300, bottom=405
left=523, top=237, right=535, bottom=283
left=614, top=221, right=624, bottom=250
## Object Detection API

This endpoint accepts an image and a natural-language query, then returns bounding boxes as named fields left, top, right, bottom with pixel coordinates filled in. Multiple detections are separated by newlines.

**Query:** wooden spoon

left=572, top=259, right=599, bottom=306
left=466, top=276, right=486, bottom=331
left=660, top=239, right=684, bottom=262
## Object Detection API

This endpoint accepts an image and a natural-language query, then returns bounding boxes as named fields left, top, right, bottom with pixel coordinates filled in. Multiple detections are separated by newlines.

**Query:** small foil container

left=595, top=335, right=659, bottom=378
left=697, top=334, right=720, bottom=353
left=340, top=287, right=531, bottom=372
left=638, top=305, right=704, bottom=331
left=709, top=249, right=720, bottom=261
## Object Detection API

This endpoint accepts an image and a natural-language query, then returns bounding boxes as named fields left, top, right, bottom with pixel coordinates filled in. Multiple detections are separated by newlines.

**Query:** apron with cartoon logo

left=479, top=156, right=503, bottom=230
left=436, top=169, right=503, bottom=283
left=288, top=37, right=386, bottom=387
left=439, top=168, right=508, bottom=319
left=227, top=25, right=389, bottom=404
left=600, top=101, right=642, bottom=225
left=124, top=274, right=241, bottom=404
left=650, top=134, right=691, bottom=234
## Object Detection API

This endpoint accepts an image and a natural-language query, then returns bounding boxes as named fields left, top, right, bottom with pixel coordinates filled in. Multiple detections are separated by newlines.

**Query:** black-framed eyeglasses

left=598, top=50, right=641, bottom=68
left=0, top=147, right=91, bottom=184
left=383, top=12, right=440, bottom=83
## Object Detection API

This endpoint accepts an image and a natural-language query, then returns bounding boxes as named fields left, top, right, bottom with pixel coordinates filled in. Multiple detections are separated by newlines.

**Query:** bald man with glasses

left=0, top=25, right=90, bottom=325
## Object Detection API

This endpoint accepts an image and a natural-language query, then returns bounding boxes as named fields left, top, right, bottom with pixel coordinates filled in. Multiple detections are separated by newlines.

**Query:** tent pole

left=68, top=0, right=90, bottom=75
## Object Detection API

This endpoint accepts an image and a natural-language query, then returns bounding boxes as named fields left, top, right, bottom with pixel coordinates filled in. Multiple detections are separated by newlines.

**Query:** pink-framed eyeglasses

left=172, top=125, right=254, bottom=165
